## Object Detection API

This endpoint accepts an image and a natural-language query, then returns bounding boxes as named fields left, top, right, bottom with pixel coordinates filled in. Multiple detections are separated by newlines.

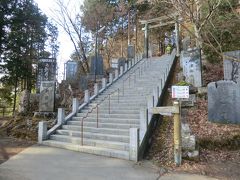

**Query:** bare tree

left=51, top=0, right=89, bottom=74
left=160, top=0, right=222, bottom=48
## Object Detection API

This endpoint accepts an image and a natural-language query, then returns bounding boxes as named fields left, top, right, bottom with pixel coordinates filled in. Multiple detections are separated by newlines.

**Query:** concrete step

left=67, top=121, right=139, bottom=129
left=55, top=130, right=129, bottom=143
left=72, top=116, right=139, bottom=124
left=62, top=125, right=129, bottom=136
left=76, top=113, right=139, bottom=119
left=84, top=106, right=141, bottom=111
left=88, top=102, right=147, bottom=107
left=80, top=109, right=140, bottom=114
left=91, top=99, right=145, bottom=104
left=42, top=140, right=130, bottom=160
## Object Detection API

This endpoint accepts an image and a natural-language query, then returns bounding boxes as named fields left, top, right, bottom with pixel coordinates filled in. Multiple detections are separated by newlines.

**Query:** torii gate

left=139, top=13, right=180, bottom=58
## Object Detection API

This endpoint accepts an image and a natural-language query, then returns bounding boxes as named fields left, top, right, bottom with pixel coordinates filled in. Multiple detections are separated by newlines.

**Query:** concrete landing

left=0, top=145, right=217, bottom=180
left=0, top=145, right=158, bottom=180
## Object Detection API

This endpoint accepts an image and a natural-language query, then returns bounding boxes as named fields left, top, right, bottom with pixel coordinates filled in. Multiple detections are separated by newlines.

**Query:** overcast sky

left=35, top=0, right=84, bottom=81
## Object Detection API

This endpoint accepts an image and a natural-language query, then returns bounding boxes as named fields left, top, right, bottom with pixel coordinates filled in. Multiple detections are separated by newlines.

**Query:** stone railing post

left=147, top=96, right=153, bottom=124
left=102, top=78, right=106, bottom=89
left=72, top=98, right=79, bottom=114
left=120, top=66, right=123, bottom=75
left=140, top=108, right=148, bottom=142
left=94, top=83, right=99, bottom=96
left=153, top=87, right=159, bottom=107
left=124, top=63, right=128, bottom=73
left=84, top=90, right=90, bottom=104
left=109, top=73, right=113, bottom=84
left=115, top=69, right=119, bottom=80
left=57, top=108, right=65, bottom=125
left=38, top=121, right=47, bottom=143
left=129, top=128, right=139, bottom=162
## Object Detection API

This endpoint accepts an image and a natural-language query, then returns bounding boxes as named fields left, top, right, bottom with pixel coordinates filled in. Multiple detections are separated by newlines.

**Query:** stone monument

left=90, top=55, right=104, bottom=75
left=181, top=48, right=202, bottom=87
left=208, top=80, right=240, bottom=124
left=65, top=60, right=78, bottom=81
left=223, top=50, right=240, bottom=83
left=127, top=45, right=135, bottom=59
left=39, top=81, right=55, bottom=112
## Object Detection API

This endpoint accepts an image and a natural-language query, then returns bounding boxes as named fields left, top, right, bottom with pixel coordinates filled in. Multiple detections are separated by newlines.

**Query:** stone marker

left=182, top=36, right=191, bottom=51
left=18, top=90, right=30, bottom=113
left=39, top=81, right=55, bottom=112
left=65, top=60, right=78, bottom=81
left=223, top=50, right=240, bottom=83
left=111, top=57, right=126, bottom=70
left=79, top=76, right=88, bottom=91
left=208, top=80, right=240, bottom=124
left=90, top=55, right=104, bottom=75
left=180, top=94, right=196, bottom=107
left=181, top=48, right=202, bottom=87
left=127, top=45, right=135, bottom=59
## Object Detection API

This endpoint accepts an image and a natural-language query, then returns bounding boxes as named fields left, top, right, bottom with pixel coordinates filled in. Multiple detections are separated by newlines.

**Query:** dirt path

left=0, top=136, right=34, bottom=164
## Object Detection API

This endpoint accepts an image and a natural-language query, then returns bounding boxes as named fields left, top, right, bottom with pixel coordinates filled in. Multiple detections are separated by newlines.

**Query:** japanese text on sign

left=172, top=86, right=189, bottom=99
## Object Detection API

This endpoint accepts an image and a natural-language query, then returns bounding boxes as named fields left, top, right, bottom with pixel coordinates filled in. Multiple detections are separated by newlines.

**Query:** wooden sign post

left=150, top=101, right=181, bottom=166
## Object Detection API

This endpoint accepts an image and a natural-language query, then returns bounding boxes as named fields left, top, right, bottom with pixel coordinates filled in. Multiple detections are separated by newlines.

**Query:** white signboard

left=172, top=86, right=189, bottom=99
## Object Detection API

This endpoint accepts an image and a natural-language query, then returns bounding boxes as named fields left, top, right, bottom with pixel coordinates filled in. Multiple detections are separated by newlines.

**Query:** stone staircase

left=41, top=53, right=175, bottom=160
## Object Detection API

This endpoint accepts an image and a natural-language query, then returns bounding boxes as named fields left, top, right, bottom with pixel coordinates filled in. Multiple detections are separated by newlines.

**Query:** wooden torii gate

left=139, top=13, right=180, bottom=58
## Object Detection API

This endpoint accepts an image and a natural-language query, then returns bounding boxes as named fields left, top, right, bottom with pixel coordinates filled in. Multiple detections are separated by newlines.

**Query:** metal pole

left=175, top=16, right=180, bottom=57
left=173, top=101, right=181, bottom=166
left=144, top=23, right=149, bottom=58
left=94, top=29, right=98, bottom=83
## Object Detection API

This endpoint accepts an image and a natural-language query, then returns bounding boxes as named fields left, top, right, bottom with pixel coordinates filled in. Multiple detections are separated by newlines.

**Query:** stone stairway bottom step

left=55, top=130, right=129, bottom=143
left=62, top=125, right=129, bottom=135
left=42, top=140, right=130, bottom=160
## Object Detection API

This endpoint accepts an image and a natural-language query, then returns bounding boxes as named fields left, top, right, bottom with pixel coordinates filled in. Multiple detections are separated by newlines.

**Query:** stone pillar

left=125, top=63, right=128, bottom=73
left=120, top=66, right=123, bottom=75
left=84, top=90, right=90, bottom=104
left=57, top=108, right=65, bottom=125
left=102, top=78, right=106, bottom=89
left=153, top=87, right=159, bottom=107
left=140, top=108, right=147, bottom=142
left=72, top=98, right=79, bottom=114
left=109, top=73, right=113, bottom=84
left=94, top=83, right=99, bottom=96
left=38, top=121, right=47, bottom=143
left=129, top=128, right=139, bottom=162
left=115, top=69, right=119, bottom=79
left=147, top=96, right=153, bottom=124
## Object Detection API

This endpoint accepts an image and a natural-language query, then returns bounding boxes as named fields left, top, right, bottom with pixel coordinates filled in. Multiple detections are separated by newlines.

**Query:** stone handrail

left=129, top=49, right=177, bottom=161
left=39, top=53, right=144, bottom=141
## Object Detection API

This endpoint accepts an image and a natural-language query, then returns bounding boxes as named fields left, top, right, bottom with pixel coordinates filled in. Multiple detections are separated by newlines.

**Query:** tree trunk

left=193, top=24, right=203, bottom=48
left=13, top=75, right=18, bottom=116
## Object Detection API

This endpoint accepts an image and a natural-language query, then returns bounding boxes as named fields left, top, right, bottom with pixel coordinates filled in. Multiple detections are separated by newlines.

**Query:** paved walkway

left=0, top=145, right=217, bottom=180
